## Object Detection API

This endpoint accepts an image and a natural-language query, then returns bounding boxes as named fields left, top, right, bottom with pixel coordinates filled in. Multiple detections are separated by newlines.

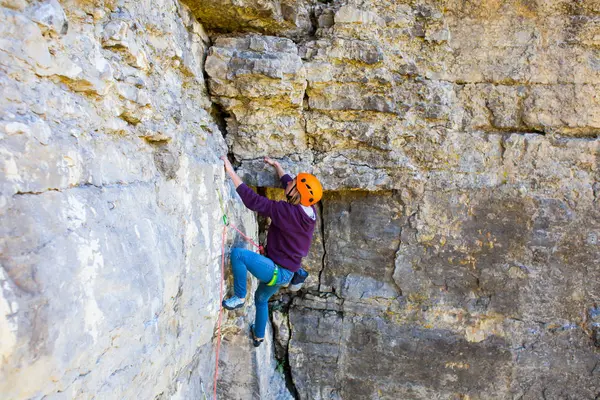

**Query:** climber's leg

left=232, top=248, right=278, bottom=295
left=253, top=282, right=281, bottom=342
left=223, top=248, right=277, bottom=310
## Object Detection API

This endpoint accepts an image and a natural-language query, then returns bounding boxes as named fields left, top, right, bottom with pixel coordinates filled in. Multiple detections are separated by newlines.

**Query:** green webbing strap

left=267, top=266, right=279, bottom=286
left=215, top=187, right=229, bottom=226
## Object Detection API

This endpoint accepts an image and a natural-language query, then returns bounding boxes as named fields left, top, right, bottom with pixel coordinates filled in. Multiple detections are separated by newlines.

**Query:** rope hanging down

left=213, top=187, right=263, bottom=399
left=214, top=222, right=226, bottom=400
left=215, top=187, right=264, bottom=255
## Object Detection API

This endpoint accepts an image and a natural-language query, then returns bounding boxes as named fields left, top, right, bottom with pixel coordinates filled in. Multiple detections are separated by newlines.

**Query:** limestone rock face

left=205, top=35, right=308, bottom=159
left=202, top=0, right=600, bottom=399
left=2, top=0, right=600, bottom=399
left=179, top=0, right=313, bottom=38
left=204, top=1, right=600, bottom=190
left=0, top=1, right=289, bottom=399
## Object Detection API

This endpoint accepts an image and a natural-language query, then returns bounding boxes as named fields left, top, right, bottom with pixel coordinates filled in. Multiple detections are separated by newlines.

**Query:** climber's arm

left=264, top=157, right=294, bottom=188
left=221, top=156, right=243, bottom=188
left=264, top=157, right=286, bottom=179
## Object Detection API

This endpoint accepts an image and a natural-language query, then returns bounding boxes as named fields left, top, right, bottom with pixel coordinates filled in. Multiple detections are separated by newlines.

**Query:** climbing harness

left=267, top=265, right=279, bottom=286
left=213, top=186, right=265, bottom=399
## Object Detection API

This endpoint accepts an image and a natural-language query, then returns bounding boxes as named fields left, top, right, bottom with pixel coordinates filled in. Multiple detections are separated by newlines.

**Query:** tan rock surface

left=0, top=1, right=288, bottom=399
left=2, top=0, right=600, bottom=399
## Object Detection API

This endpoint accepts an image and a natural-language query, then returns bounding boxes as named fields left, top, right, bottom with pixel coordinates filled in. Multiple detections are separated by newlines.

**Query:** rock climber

left=220, top=155, right=322, bottom=347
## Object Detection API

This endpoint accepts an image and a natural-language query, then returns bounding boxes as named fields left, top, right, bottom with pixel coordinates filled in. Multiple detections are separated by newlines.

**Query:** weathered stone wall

left=0, top=0, right=292, bottom=399
left=2, top=0, right=600, bottom=399
left=193, top=0, right=600, bottom=399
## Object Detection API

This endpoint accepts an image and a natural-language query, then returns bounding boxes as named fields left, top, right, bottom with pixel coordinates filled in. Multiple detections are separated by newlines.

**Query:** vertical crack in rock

left=268, top=295, right=299, bottom=399
left=209, top=101, right=229, bottom=141
left=317, top=201, right=327, bottom=291
left=283, top=306, right=300, bottom=399
left=301, top=92, right=311, bottom=157
left=391, top=232, right=404, bottom=298
left=389, top=190, right=404, bottom=298
left=256, top=186, right=270, bottom=238
left=334, top=309, right=345, bottom=398
left=499, top=134, right=507, bottom=166
left=302, top=92, right=310, bottom=112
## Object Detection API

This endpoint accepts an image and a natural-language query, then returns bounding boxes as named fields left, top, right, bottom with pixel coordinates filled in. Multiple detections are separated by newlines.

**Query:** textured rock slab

left=205, top=35, right=308, bottom=158
left=283, top=135, right=599, bottom=398
left=288, top=306, right=344, bottom=400
left=179, top=0, right=313, bottom=38
left=217, top=309, right=293, bottom=400
left=320, top=190, right=404, bottom=295
left=213, top=1, right=600, bottom=399
left=204, top=1, right=600, bottom=193
left=0, top=1, right=286, bottom=399
left=288, top=303, right=514, bottom=399
left=1, top=177, right=220, bottom=398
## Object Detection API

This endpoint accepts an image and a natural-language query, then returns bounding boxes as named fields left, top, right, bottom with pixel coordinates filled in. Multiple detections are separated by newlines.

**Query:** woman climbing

left=220, top=155, right=322, bottom=346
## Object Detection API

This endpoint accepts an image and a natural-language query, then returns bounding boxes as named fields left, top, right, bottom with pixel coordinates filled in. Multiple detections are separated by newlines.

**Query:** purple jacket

left=236, top=174, right=316, bottom=272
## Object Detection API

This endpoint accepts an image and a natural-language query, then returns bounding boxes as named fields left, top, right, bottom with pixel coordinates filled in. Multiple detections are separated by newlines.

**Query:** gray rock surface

left=2, top=0, right=600, bottom=399
left=179, top=0, right=314, bottom=39
left=205, top=35, right=308, bottom=160
left=202, top=1, right=600, bottom=399
left=0, top=1, right=289, bottom=399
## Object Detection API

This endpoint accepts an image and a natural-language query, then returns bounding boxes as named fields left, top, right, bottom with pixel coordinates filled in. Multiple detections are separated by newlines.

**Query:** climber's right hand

left=264, top=157, right=279, bottom=167
left=221, top=156, right=234, bottom=174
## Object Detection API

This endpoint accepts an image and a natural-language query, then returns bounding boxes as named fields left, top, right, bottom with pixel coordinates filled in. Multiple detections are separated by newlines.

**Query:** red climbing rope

left=228, top=222, right=264, bottom=255
left=213, top=223, right=227, bottom=400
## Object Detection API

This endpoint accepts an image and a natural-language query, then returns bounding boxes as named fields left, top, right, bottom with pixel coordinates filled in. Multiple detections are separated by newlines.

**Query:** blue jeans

left=230, top=248, right=293, bottom=338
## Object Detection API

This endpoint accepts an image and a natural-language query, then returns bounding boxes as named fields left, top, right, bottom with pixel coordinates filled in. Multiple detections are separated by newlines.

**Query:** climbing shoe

left=222, top=295, right=245, bottom=310
left=250, top=324, right=264, bottom=347
left=289, top=268, right=309, bottom=292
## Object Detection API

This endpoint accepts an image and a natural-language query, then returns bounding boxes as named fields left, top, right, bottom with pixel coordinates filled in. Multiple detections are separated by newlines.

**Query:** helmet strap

left=286, top=184, right=297, bottom=202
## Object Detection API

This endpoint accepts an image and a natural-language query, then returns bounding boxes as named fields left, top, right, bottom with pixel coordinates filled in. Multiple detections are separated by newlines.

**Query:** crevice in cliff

left=390, top=231, right=404, bottom=298
left=14, top=188, right=62, bottom=196
left=256, top=187, right=270, bottom=245
left=318, top=153, right=385, bottom=171
left=208, top=101, right=229, bottom=140
left=13, top=180, right=152, bottom=197
left=317, top=201, right=328, bottom=292
left=422, top=75, right=600, bottom=87
left=311, top=138, right=393, bottom=157
left=302, top=91, right=310, bottom=112
left=499, top=135, right=507, bottom=165
left=478, top=127, right=547, bottom=136
left=283, top=308, right=300, bottom=400
left=195, top=23, right=230, bottom=149
left=303, top=2, right=320, bottom=43
left=269, top=297, right=300, bottom=400
left=208, top=98, right=238, bottom=168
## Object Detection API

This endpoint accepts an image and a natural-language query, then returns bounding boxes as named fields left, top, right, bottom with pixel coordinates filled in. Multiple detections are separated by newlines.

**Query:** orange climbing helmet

left=296, top=173, right=323, bottom=206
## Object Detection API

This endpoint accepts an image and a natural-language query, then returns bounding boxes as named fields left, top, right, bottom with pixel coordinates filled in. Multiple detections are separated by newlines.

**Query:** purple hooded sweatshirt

left=235, top=174, right=316, bottom=272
